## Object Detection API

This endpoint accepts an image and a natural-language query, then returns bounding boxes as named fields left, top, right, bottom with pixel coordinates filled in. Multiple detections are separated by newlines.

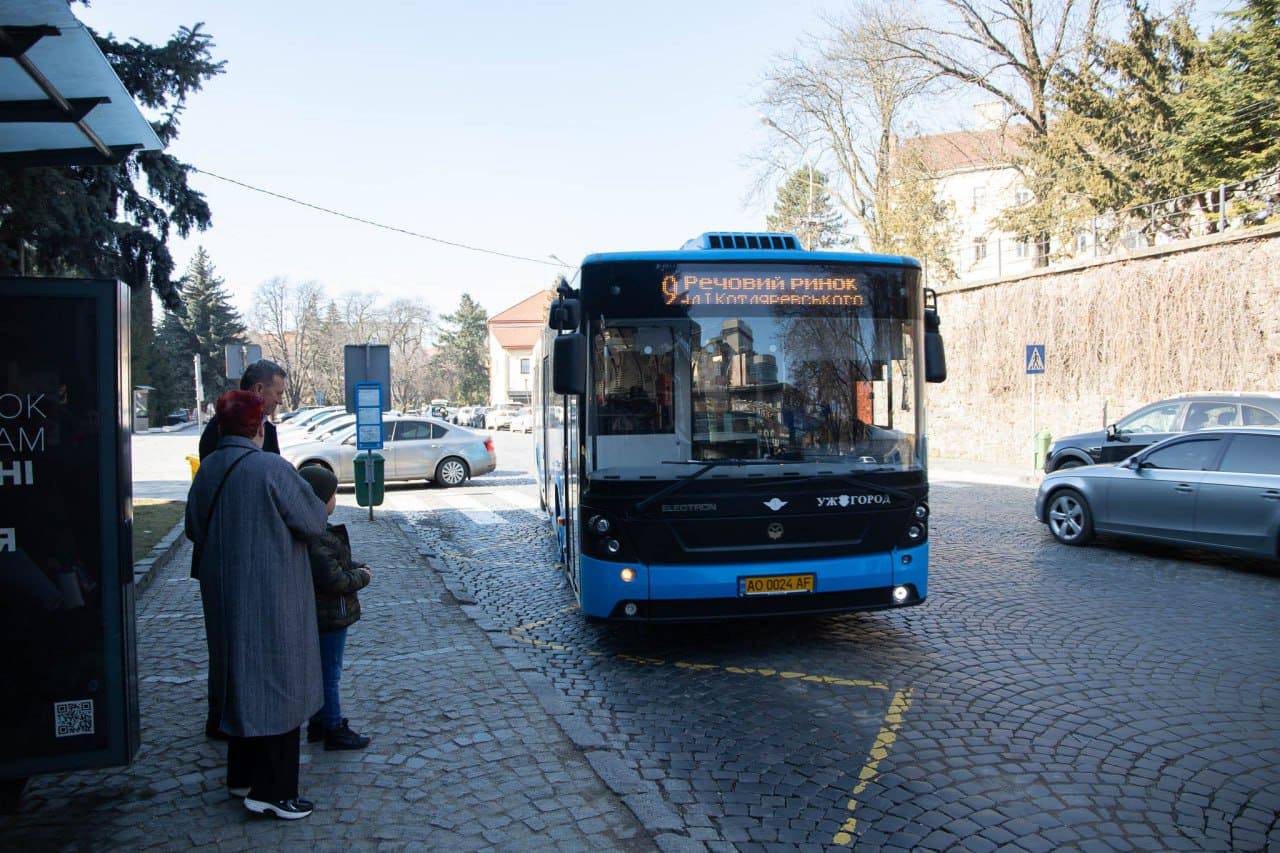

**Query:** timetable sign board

left=354, top=382, right=384, bottom=450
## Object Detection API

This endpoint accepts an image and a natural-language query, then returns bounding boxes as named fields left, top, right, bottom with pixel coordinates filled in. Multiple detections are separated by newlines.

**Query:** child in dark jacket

left=298, top=465, right=372, bottom=750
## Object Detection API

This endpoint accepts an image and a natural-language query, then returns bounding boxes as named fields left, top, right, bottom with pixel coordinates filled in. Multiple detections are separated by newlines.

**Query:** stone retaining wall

left=926, top=225, right=1280, bottom=464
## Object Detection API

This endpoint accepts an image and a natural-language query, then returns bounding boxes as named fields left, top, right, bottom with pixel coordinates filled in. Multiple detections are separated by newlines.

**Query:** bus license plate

left=740, top=573, right=815, bottom=596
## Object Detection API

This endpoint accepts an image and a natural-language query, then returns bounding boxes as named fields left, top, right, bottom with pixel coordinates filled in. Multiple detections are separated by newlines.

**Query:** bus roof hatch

left=681, top=232, right=801, bottom=251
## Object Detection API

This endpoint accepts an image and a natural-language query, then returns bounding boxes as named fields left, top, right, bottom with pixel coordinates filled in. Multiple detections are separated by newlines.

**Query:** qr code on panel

left=54, top=699, right=95, bottom=737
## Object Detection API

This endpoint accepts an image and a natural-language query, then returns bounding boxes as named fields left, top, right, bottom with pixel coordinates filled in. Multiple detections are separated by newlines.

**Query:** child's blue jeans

left=310, top=628, right=347, bottom=731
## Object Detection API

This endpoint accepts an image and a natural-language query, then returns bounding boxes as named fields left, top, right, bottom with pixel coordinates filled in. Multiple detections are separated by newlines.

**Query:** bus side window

left=593, top=326, right=675, bottom=435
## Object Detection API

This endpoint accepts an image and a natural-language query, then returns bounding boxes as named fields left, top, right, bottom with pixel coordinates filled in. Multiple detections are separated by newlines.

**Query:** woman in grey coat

left=186, top=390, right=328, bottom=820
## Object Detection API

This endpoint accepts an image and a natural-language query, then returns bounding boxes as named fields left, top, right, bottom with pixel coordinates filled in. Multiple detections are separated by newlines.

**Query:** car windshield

left=1118, top=403, right=1181, bottom=434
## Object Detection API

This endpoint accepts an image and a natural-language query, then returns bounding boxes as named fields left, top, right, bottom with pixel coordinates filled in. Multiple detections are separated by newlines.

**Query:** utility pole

left=805, top=160, right=814, bottom=250
left=193, top=353, right=204, bottom=429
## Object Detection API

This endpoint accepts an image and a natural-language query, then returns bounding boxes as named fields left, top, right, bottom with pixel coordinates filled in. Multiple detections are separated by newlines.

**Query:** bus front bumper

left=578, top=544, right=928, bottom=622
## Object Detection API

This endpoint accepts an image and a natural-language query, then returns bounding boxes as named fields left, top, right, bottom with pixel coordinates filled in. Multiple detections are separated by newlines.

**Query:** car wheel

left=1047, top=488, right=1094, bottom=546
left=1053, top=458, right=1085, bottom=471
left=435, top=457, right=469, bottom=488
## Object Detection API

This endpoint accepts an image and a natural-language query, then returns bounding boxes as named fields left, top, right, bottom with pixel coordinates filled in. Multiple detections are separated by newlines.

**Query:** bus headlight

left=914, top=504, right=928, bottom=521
left=620, top=567, right=635, bottom=583
left=906, top=524, right=923, bottom=541
left=893, top=585, right=910, bottom=603
left=605, top=538, right=621, bottom=554
left=589, top=515, right=611, bottom=534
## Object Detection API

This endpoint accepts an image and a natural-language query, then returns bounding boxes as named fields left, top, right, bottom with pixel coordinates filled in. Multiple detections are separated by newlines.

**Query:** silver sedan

left=1036, top=427, right=1280, bottom=558
left=282, top=414, right=496, bottom=487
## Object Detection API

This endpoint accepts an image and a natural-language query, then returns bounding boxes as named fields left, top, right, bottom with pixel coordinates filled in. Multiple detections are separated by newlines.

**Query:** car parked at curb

left=1036, top=427, right=1280, bottom=559
left=282, top=414, right=496, bottom=487
left=1044, top=392, right=1280, bottom=472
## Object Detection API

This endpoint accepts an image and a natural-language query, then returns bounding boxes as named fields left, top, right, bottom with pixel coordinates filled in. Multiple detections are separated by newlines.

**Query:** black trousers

left=227, top=728, right=300, bottom=802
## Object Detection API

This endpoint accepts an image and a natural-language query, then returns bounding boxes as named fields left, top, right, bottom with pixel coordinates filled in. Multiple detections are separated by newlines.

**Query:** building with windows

left=905, top=105, right=1032, bottom=282
left=487, top=290, right=554, bottom=406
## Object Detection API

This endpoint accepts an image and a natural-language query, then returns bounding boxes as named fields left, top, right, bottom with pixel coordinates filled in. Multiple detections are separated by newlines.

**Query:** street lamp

left=759, top=116, right=816, bottom=250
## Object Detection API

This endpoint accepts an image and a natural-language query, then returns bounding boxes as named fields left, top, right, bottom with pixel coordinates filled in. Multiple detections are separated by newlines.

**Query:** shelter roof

left=0, top=0, right=162, bottom=167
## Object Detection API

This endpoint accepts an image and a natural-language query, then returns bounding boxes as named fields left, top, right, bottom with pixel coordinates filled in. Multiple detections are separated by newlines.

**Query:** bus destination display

left=662, top=270, right=865, bottom=308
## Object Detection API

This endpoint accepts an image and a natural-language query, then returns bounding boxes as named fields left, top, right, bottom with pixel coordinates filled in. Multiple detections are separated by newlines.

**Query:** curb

left=132, top=518, right=186, bottom=593
left=390, top=515, right=696, bottom=851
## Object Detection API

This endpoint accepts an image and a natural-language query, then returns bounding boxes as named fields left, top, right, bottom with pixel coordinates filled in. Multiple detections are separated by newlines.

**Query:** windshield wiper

left=632, top=458, right=781, bottom=515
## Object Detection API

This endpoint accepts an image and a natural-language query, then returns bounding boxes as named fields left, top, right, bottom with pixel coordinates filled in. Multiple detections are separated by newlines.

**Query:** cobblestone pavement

left=0, top=501, right=650, bottom=850
left=395, top=432, right=1280, bottom=852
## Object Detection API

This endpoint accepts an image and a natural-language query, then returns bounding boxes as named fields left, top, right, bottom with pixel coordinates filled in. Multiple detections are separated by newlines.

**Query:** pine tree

left=433, top=294, right=489, bottom=405
left=152, top=248, right=246, bottom=414
left=1002, top=2, right=1202, bottom=247
left=1174, top=0, right=1280, bottom=184
left=0, top=13, right=224, bottom=400
left=766, top=167, right=845, bottom=249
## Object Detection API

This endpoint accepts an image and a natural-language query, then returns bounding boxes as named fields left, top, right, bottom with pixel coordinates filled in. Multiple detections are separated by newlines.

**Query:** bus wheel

left=435, top=457, right=469, bottom=488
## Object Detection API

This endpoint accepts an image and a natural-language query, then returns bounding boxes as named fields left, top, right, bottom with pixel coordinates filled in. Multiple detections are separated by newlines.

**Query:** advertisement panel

left=0, top=278, right=138, bottom=791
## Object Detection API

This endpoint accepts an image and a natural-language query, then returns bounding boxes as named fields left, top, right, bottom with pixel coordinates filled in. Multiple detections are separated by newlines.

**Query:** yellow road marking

left=511, top=606, right=577, bottom=636
left=831, top=687, right=912, bottom=847
left=487, top=574, right=912, bottom=846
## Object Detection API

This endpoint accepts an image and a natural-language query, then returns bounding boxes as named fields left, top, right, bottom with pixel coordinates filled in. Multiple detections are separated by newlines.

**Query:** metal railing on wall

left=947, top=168, right=1280, bottom=283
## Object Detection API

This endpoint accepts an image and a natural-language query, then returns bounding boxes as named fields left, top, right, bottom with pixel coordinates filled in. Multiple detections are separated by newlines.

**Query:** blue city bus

left=532, top=232, right=947, bottom=621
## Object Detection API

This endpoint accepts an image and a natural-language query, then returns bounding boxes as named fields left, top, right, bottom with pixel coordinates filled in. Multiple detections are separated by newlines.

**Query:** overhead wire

left=188, top=166, right=570, bottom=270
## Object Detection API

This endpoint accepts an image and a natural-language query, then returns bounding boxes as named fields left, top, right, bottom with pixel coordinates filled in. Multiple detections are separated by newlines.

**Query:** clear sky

left=77, top=0, right=1237, bottom=323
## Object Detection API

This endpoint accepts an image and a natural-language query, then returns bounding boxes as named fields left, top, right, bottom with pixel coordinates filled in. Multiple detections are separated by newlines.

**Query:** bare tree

left=252, top=276, right=325, bottom=410
left=340, top=292, right=380, bottom=343
left=376, top=298, right=435, bottom=411
left=884, top=0, right=1105, bottom=137
left=758, top=6, right=954, bottom=270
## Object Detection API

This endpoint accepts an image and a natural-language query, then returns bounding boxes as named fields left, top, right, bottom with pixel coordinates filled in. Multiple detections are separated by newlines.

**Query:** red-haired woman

left=186, top=390, right=328, bottom=820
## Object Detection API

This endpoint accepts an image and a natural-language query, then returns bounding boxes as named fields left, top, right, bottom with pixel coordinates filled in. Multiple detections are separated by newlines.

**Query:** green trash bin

left=352, top=452, right=385, bottom=507
left=1034, top=429, right=1053, bottom=471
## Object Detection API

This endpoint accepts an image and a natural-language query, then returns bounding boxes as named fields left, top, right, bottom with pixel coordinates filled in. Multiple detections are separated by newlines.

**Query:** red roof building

left=487, top=290, right=554, bottom=405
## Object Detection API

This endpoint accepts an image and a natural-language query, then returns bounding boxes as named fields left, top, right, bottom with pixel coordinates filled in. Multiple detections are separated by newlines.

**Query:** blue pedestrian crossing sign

left=1025, top=344, right=1046, bottom=374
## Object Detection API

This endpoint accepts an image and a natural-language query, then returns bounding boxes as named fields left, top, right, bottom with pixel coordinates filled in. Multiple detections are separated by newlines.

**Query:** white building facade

left=907, top=107, right=1037, bottom=283
left=486, top=290, right=553, bottom=406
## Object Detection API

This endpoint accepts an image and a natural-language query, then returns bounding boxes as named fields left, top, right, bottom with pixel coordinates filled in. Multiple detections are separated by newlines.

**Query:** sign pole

left=193, top=353, right=203, bottom=429
left=1025, top=344, right=1046, bottom=471
left=366, top=448, right=374, bottom=521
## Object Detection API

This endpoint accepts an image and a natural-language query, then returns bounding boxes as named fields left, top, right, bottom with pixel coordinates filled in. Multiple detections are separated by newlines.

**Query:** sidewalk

left=930, top=456, right=1044, bottom=488
left=0, top=506, right=649, bottom=850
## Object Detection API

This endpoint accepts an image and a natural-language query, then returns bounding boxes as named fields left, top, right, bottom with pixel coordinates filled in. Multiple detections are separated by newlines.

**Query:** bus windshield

left=586, top=262, right=921, bottom=477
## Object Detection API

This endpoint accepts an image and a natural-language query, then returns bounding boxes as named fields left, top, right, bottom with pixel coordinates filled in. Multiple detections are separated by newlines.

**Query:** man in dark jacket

left=198, top=360, right=287, bottom=459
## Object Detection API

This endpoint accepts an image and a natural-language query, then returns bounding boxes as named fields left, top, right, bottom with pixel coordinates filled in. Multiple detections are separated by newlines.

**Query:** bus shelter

left=1, top=0, right=163, bottom=805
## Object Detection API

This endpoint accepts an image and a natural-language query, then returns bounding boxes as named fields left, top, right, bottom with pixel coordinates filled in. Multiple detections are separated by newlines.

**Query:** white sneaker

left=244, top=797, right=313, bottom=820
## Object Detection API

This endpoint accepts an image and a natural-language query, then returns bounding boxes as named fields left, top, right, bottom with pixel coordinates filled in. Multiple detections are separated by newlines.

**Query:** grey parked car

left=1036, top=427, right=1280, bottom=558
left=1044, top=392, right=1280, bottom=471
left=283, top=414, right=497, bottom=487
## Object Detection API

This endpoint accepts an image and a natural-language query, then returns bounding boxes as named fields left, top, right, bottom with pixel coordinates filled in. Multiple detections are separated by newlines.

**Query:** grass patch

left=134, top=499, right=185, bottom=564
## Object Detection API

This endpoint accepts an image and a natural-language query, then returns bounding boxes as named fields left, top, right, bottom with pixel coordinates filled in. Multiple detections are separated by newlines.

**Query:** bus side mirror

left=552, top=333, right=586, bottom=395
left=548, top=298, right=581, bottom=331
left=923, top=287, right=946, bottom=383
